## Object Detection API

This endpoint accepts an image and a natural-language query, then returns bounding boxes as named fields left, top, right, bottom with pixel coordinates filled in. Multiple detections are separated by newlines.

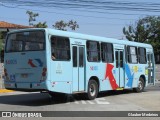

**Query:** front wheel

left=86, top=80, right=98, bottom=100
left=133, top=77, right=145, bottom=93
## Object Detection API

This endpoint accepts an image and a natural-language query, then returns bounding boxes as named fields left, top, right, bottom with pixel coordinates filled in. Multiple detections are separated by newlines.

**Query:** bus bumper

left=4, top=81, right=48, bottom=92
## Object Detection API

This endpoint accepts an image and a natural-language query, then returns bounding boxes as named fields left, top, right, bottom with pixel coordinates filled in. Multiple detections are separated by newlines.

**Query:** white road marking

left=66, top=97, right=110, bottom=105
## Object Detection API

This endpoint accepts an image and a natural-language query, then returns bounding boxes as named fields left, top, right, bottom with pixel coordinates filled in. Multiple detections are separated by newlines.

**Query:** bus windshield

left=5, top=30, right=45, bottom=52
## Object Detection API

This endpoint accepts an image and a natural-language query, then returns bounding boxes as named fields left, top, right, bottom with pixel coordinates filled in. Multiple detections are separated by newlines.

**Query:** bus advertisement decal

left=105, top=63, right=119, bottom=90
left=90, top=66, right=98, bottom=71
left=125, top=64, right=134, bottom=87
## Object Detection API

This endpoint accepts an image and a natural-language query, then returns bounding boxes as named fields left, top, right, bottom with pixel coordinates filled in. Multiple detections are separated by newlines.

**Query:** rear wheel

left=133, top=77, right=145, bottom=92
left=86, top=80, right=98, bottom=100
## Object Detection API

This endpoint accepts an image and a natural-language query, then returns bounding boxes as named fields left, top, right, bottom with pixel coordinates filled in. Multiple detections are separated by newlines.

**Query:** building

left=0, top=21, right=32, bottom=62
left=0, top=21, right=31, bottom=39
left=0, top=21, right=32, bottom=88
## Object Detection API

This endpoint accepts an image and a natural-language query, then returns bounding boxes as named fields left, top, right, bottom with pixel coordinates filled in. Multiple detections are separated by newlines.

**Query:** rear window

left=5, top=31, right=45, bottom=52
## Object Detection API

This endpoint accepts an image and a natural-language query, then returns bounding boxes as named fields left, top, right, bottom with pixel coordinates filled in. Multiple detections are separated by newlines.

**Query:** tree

left=26, top=10, right=39, bottom=26
left=53, top=20, right=79, bottom=31
left=123, top=16, right=160, bottom=62
left=0, top=32, right=3, bottom=51
left=34, top=22, right=48, bottom=28
left=26, top=11, right=79, bottom=30
left=26, top=10, right=47, bottom=28
left=123, top=16, right=160, bottom=42
left=0, top=32, right=5, bottom=51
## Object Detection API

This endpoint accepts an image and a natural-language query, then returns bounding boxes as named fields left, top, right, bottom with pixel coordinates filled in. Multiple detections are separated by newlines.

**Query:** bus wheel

left=86, top=80, right=98, bottom=100
left=133, top=77, right=145, bottom=93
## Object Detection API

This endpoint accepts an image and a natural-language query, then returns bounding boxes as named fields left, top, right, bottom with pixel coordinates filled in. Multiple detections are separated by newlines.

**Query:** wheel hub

left=90, top=84, right=96, bottom=96
left=138, top=81, right=143, bottom=90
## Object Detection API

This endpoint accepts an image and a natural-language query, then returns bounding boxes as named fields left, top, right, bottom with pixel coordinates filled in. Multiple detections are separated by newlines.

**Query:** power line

left=1, top=1, right=160, bottom=17
left=2, top=0, right=160, bottom=12
left=0, top=16, right=126, bottom=26
left=0, top=3, right=137, bottom=21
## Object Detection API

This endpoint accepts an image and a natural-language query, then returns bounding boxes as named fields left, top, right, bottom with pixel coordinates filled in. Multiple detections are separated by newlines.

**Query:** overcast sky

left=0, top=0, right=159, bottom=39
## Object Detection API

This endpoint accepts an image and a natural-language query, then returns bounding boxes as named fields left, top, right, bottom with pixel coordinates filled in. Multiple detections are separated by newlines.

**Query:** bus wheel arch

left=140, top=75, right=146, bottom=87
left=133, top=75, right=145, bottom=93
left=86, top=76, right=99, bottom=100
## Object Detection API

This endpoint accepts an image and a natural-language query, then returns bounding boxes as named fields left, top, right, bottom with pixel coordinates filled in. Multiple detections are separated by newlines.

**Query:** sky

left=0, top=0, right=160, bottom=39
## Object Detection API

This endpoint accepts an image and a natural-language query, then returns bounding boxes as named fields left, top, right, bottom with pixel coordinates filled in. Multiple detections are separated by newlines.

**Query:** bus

left=4, top=28, right=155, bottom=100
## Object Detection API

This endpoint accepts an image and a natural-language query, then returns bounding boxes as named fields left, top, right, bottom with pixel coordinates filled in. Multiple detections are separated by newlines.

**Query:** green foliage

left=0, top=32, right=4, bottom=51
left=26, top=10, right=39, bottom=26
left=26, top=10, right=47, bottom=28
left=123, top=16, right=160, bottom=42
left=26, top=11, right=79, bottom=30
left=34, top=22, right=48, bottom=28
left=53, top=20, right=79, bottom=31
left=123, top=16, right=160, bottom=55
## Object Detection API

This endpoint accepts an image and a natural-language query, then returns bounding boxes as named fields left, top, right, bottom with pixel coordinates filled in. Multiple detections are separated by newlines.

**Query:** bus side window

left=87, top=41, right=100, bottom=62
left=138, top=47, right=147, bottom=64
left=101, top=42, right=114, bottom=63
left=51, top=37, right=56, bottom=60
left=51, top=36, right=70, bottom=61
left=127, top=46, right=138, bottom=64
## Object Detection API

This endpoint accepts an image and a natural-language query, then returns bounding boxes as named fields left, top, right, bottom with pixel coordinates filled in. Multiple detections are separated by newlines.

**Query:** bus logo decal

left=105, top=64, right=119, bottom=90
left=125, top=64, right=134, bottom=87
left=35, top=59, right=43, bottom=67
left=90, top=66, right=98, bottom=71
left=6, top=59, right=17, bottom=65
left=28, top=59, right=43, bottom=68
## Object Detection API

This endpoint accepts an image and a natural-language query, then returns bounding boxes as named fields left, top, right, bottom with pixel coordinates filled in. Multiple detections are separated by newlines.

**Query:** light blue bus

left=4, top=28, right=155, bottom=100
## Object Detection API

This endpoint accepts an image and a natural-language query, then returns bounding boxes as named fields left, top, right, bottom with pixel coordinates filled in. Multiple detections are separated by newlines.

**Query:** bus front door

left=115, top=50, right=124, bottom=88
left=72, top=46, right=85, bottom=92
left=147, top=53, right=154, bottom=84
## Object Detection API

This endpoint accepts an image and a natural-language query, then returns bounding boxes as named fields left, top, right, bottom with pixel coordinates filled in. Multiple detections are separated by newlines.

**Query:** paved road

left=0, top=83, right=159, bottom=111
left=0, top=83, right=159, bottom=120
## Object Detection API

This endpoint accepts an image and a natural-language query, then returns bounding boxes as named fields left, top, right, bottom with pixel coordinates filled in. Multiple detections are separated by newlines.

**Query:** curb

left=0, top=89, right=14, bottom=93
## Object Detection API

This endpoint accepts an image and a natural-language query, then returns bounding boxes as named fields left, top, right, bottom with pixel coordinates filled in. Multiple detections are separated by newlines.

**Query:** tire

left=133, top=77, right=145, bottom=93
left=86, top=80, right=98, bottom=100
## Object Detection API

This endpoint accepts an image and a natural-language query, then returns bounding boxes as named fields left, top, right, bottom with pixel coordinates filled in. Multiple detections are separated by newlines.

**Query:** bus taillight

left=42, top=67, right=47, bottom=77
left=41, top=67, right=47, bottom=82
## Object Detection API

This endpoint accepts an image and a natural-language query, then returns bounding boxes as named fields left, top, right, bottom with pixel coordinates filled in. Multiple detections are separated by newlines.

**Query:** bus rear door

left=147, top=52, right=155, bottom=85
left=72, top=44, right=85, bottom=92
left=115, top=49, right=125, bottom=88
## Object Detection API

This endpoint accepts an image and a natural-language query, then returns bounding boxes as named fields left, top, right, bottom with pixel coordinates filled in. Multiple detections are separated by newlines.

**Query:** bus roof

left=7, top=28, right=152, bottom=48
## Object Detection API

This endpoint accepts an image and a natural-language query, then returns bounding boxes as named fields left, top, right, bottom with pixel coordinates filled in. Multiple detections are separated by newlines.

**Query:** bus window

left=125, top=45, right=128, bottom=63
left=72, top=46, right=77, bottom=67
left=79, top=47, right=84, bottom=67
left=87, top=41, right=100, bottom=62
left=120, top=51, right=123, bottom=67
left=6, top=31, right=45, bottom=52
left=51, top=36, right=70, bottom=61
left=101, top=42, right=114, bottom=63
left=138, top=47, right=147, bottom=64
left=127, top=46, right=138, bottom=63
left=116, top=51, right=118, bottom=68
